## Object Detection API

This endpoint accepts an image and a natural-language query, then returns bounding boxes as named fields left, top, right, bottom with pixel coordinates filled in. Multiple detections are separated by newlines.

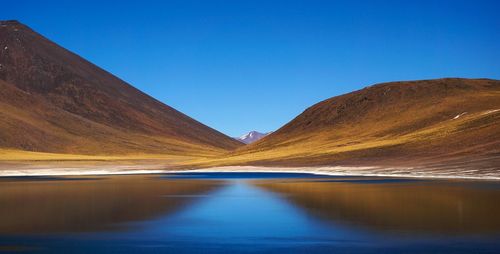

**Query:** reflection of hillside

left=0, top=175, right=221, bottom=234
left=255, top=178, right=500, bottom=235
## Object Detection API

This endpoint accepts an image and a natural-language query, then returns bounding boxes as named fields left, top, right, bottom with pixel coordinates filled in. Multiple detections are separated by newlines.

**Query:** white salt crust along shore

left=0, top=164, right=166, bottom=177
left=1, top=165, right=499, bottom=180
left=170, top=166, right=500, bottom=180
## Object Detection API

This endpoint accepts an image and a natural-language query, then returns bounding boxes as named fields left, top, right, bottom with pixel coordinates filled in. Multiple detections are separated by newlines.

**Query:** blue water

left=161, top=172, right=331, bottom=179
left=1, top=173, right=500, bottom=253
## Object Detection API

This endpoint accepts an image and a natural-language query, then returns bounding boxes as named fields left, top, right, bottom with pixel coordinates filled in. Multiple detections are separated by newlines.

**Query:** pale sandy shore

left=0, top=160, right=170, bottom=176
left=0, top=164, right=166, bottom=176
left=176, top=166, right=500, bottom=180
left=0, top=163, right=499, bottom=180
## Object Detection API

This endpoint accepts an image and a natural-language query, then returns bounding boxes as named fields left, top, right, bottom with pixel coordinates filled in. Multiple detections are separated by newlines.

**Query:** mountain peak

left=0, top=20, right=25, bottom=30
left=0, top=20, right=21, bottom=25
left=236, top=131, right=271, bottom=144
left=0, top=21, right=242, bottom=154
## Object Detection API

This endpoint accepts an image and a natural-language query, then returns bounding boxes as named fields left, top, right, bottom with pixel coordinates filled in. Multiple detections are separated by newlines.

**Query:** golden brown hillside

left=0, top=20, right=242, bottom=158
left=189, top=78, right=500, bottom=170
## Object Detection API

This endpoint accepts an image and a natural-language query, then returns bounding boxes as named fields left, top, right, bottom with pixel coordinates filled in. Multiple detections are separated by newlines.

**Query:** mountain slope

left=236, top=131, right=270, bottom=144
left=190, top=78, right=500, bottom=171
left=0, top=20, right=242, bottom=156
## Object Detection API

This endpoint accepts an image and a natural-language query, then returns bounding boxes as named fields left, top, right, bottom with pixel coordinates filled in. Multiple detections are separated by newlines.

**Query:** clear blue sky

left=2, top=0, right=499, bottom=137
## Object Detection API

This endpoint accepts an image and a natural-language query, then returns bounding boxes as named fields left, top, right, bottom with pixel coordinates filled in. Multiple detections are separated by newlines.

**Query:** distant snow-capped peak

left=235, top=131, right=271, bottom=144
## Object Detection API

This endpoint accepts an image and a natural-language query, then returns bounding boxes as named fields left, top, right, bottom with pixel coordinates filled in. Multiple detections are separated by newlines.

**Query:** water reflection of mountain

left=255, top=178, right=500, bottom=235
left=0, top=175, right=221, bottom=234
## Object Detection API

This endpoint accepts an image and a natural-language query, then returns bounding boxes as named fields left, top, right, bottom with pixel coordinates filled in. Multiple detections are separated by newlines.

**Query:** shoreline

left=0, top=165, right=499, bottom=180
left=171, top=166, right=500, bottom=180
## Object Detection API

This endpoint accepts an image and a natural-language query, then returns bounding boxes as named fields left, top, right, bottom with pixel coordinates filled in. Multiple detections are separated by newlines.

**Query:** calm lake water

left=1, top=172, right=500, bottom=253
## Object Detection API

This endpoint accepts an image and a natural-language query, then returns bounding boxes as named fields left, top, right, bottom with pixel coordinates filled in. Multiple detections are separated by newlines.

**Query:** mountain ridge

left=187, top=78, right=500, bottom=172
left=0, top=20, right=242, bottom=156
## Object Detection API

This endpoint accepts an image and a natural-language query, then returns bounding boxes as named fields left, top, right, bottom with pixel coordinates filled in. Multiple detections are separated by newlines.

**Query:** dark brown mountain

left=0, top=20, right=242, bottom=156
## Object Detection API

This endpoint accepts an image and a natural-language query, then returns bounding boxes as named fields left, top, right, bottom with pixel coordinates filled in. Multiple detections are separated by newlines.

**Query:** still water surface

left=1, top=172, right=500, bottom=253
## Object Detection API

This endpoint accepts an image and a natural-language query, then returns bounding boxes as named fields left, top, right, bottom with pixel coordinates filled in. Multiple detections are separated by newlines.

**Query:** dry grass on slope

left=183, top=78, right=500, bottom=170
left=0, top=80, right=230, bottom=158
